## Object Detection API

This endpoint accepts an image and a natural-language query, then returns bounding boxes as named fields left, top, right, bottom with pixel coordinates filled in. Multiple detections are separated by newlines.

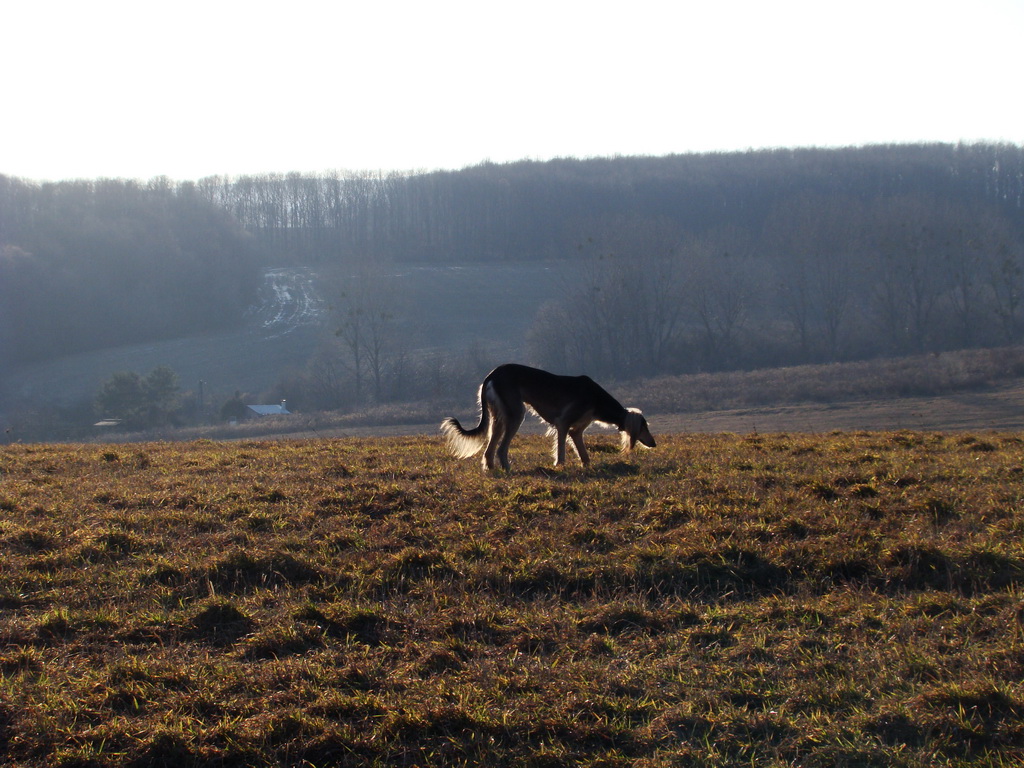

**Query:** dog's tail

left=441, top=384, right=491, bottom=459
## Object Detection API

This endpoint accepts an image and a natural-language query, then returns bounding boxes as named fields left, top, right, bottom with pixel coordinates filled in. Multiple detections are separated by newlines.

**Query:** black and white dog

left=441, top=363, right=655, bottom=470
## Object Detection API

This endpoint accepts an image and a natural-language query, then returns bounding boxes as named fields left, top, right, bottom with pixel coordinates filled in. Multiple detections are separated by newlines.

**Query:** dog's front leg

left=569, top=430, right=590, bottom=467
left=552, top=428, right=569, bottom=467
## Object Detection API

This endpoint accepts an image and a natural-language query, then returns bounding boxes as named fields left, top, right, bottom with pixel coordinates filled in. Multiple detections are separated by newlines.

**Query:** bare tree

left=988, top=248, right=1024, bottom=344
left=305, top=344, right=349, bottom=409
left=940, top=206, right=1019, bottom=347
left=331, top=260, right=400, bottom=404
left=686, top=228, right=757, bottom=370
left=527, top=216, right=685, bottom=377
left=766, top=196, right=863, bottom=360
left=867, top=199, right=951, bottom=353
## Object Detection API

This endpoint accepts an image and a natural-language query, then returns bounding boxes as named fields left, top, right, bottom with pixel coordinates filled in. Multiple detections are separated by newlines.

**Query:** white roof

left=247, top=404, right=290, bottom=416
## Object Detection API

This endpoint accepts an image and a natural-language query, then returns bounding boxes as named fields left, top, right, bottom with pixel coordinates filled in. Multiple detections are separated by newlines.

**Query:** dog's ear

left=638, top=417, right=656, bottom=448
left=622, top=409, right=655, bottom=451
left=623, top=408, right=656, bottom=450
left=620, top=412, right=636, bottom=452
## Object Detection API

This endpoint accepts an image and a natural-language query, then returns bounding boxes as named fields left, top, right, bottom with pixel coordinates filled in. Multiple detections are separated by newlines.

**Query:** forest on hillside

left=194, top=143, right=1024, bottom=402
left=194, top=143, right=1024, bottom=264
left=0, top=176, right=262, bottom=367
left=3, top=143, right=1024, bottom=407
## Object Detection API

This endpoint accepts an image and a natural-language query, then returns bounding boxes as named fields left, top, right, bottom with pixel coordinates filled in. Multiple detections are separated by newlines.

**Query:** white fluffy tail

left=441, top=416, right=487, bottom=458
left=441, top=381, right=493, bottom=459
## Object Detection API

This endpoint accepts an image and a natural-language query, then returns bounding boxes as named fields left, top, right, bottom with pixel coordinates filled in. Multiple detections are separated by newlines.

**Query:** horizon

left=3, top=0, right=1022, bottom=184
left=3, top=139, right=1020, bottom=186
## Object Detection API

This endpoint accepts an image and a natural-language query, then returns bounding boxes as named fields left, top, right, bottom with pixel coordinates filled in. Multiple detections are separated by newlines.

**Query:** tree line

left=193, top=143, right=1024, bottom=266
left=0, top=176, right=262, bottom=366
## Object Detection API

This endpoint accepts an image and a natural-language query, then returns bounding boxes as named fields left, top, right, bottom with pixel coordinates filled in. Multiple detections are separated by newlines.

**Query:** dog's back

left=490, top=364, right=622, bottom=427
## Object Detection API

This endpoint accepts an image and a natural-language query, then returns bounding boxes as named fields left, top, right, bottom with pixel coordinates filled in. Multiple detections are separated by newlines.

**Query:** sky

left=2, top=0, right=1023, bottom=182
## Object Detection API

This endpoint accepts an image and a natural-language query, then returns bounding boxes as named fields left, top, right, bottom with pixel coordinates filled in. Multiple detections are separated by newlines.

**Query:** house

left=246, top=400, right=291, bottom=418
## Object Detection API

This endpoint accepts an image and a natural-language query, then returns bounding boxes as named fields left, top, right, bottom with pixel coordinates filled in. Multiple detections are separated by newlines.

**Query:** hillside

left=1, top=433, right=1022, bottom=766
left=2, top=268, right=323, bottom=404
left=0, top=176, right=261, bottom=366
left=0, top=261, right=574, bottom=421
left=7, top=143, right=1024, bottom=441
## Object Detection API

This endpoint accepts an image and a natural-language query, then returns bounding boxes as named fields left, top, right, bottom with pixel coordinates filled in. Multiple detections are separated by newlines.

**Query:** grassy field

left=1, top=432, right=1023, bottom=767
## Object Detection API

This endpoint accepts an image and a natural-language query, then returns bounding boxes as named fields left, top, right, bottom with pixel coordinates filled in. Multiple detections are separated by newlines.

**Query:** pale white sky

left=2, top=0, right=1022, bottom=182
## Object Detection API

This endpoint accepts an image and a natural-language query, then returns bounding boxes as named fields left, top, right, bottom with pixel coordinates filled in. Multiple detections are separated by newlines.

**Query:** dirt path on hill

left=652, top=388, right=1024, bottom=434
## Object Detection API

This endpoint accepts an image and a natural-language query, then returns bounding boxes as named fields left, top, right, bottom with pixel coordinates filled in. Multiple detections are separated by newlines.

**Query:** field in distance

left=1, top=432, right=1022, bottom=767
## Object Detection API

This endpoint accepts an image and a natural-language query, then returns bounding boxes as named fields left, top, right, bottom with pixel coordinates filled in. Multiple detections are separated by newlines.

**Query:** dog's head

left=621, top=408, right=656, bottom=451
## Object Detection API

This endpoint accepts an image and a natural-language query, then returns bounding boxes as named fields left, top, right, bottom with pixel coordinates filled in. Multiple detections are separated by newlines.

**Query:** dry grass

left=623, top=346, right=1024, bottom=414
left=1, top=432, right=1023, bottom=767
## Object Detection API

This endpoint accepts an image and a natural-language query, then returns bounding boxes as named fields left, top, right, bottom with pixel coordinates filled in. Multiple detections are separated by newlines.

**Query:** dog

left=441, top=363, right=655, bottom=470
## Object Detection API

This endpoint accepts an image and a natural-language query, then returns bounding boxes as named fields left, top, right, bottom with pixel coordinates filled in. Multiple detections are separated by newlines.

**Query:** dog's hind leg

left=482, top=411, right=503, bottom=470
left=496, top=401, right=525, bottom=471
left=481, top=383, right=506, bottom=470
